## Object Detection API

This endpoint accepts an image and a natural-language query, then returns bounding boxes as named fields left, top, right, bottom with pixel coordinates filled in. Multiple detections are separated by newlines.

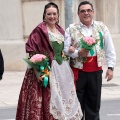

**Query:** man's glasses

left=79, top=9, right=93, bottom=14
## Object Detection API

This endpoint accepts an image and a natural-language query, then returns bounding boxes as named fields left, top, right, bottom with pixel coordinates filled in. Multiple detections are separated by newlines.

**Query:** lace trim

left=49, top=61, right=83, bottom=120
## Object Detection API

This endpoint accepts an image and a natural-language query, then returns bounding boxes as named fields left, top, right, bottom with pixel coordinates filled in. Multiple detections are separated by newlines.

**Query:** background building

left=0, top=0, right=120, bottom=71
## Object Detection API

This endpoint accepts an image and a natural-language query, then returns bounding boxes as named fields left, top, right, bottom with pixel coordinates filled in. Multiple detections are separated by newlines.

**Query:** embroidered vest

left=69, top=21, right=105, bottom=69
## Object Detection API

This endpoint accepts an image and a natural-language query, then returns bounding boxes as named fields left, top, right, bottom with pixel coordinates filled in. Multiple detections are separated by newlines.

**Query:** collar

left=80, top=20, right=94, bottom=27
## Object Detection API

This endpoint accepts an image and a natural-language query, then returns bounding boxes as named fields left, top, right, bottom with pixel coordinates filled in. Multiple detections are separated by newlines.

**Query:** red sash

left=71, top=56, right=102, bottom=86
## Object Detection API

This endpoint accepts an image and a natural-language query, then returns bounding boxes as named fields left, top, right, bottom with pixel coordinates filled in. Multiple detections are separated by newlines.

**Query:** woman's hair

left=43, top=2, right=59, bottom=22
left=78, top=1, right=94, bottom=13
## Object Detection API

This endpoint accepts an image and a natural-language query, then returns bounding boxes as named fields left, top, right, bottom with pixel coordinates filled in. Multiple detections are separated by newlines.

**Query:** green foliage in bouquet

left=80, top=36, right=97, bottom=56
left=24, top=54, right=50, bottom=87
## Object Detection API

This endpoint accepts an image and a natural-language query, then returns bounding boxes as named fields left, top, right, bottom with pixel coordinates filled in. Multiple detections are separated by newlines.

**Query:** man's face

left=78, top=4, right=94, bottom=26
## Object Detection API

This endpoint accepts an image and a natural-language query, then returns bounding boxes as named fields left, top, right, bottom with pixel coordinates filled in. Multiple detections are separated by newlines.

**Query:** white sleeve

left=64, top=28, right=79, bottom=58
left=104, top=26, right=116, bottom=67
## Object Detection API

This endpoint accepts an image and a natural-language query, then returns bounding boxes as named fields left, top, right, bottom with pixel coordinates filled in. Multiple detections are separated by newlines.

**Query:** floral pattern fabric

left=68, top=21, right=106, bottom=69
left=16, top=69, right=56, bottom=120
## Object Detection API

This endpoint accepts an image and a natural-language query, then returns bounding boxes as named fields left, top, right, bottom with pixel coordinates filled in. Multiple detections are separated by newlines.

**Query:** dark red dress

left=16, top=22, right=64, bottom=120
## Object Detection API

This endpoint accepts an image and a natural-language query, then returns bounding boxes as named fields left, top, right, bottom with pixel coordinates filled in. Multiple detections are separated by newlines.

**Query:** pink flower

left=83, top=36, right=96, bottom=45
left=30, top=54, right=46, bottom=63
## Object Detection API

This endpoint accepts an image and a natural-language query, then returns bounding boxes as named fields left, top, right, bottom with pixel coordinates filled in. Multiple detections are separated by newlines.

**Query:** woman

left=16, top=2, right=82, bottom=120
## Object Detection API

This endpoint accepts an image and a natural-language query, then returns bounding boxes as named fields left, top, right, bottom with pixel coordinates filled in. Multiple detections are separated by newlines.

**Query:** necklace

left=47, top=25, right=57, bottom=33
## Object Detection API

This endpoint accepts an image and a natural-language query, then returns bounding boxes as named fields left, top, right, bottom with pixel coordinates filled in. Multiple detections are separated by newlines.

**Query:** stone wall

left=0, top=0, right=120, bottom=71
left=0, top=0, right=25, bottom=71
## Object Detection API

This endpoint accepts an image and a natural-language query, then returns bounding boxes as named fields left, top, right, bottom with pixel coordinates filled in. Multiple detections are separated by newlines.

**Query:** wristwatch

left=108, top=67, right=114, bottom=71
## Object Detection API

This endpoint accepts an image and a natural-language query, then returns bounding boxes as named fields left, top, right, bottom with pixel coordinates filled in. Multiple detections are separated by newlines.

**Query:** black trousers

left=76, top=70, right=103, bottom=120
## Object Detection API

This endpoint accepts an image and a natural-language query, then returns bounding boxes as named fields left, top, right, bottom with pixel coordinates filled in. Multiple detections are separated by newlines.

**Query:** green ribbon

left=36, top=65, right=50, bottom=88
left=43, top=76, right=48, bottom=87
left=99, top=31, right=104, bottom=49
left=39, top=65, right=50, bottom=87
left=39, top=66, right=44, bottom=71
left=90, top=49, right=94, bottom=56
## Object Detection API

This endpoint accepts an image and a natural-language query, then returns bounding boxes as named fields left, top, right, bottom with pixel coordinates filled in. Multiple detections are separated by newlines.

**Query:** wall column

left=96, top=0, right=120, bottom=64
left=0, top=0, right=26, bottom=71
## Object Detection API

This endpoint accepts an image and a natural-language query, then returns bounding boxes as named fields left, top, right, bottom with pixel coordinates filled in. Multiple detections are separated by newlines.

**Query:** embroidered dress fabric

left=48, top=31, right=83, bottom=120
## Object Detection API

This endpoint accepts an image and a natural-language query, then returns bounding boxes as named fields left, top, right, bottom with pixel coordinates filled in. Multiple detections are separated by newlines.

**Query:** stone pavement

left=102, top=65, right=120, bottom=100
left=0, top=65, right=120, bottom=108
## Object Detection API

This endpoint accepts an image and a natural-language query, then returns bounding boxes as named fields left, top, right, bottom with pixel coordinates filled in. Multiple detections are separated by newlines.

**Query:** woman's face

left=44, top=7, right=58, bottom=26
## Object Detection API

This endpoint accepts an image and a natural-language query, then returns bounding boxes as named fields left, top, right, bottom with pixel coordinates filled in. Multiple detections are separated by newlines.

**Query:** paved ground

left=0, top=72, right=24, bottom=108
left=0, top=65, right=120, bottom=119
left=102, top=65, right=120, bottom=100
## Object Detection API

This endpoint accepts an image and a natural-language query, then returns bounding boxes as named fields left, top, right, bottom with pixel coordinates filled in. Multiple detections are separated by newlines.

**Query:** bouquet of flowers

left=80, top=36, right=97, bottom=62
left=24, top=54, right=50, bottom=87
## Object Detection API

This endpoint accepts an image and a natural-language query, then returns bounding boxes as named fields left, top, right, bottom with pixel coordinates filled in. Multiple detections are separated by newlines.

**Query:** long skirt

left=16, top=69, right=56, bottom=120
left=16, top=60, right=83, bottom=120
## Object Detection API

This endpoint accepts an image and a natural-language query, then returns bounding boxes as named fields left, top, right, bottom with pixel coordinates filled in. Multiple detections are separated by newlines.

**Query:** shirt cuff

left=69, top=50, right=79, bottom=58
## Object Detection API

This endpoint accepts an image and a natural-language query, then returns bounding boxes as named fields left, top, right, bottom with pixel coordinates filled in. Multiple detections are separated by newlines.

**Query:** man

left=64, top=1, right=116, bottom=120
left=0, top=49, right=4, bottom=80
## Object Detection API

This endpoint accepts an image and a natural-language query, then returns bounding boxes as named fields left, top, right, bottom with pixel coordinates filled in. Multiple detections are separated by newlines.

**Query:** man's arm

left=104, top=26, right=116, bottom=68
left=104, top=25, right=116, bottom=81
left=64, top=28, right=79, bottom=58
left=64, top=27, right=89, bottom=58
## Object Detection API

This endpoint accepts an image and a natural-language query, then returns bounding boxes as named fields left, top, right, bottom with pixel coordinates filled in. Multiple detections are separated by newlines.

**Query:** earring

left=56, top=19, right=59, bottom=24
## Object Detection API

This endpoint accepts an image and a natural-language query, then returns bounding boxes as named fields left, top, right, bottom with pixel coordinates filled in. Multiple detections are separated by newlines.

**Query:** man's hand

left=105, top=69, right=113, bottom=81
left=78, top=48, right=89, bottom=57
left=68, top=46, right=75, bottom=53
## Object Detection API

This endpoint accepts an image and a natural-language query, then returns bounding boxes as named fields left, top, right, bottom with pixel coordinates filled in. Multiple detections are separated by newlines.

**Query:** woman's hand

left=38, top=76, right=43, bottom=82
left=33, top=68, right=43, bottom=82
